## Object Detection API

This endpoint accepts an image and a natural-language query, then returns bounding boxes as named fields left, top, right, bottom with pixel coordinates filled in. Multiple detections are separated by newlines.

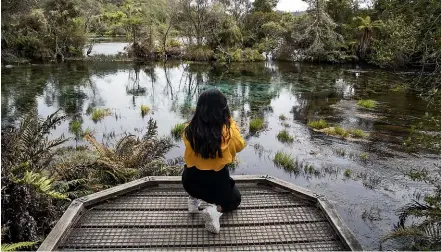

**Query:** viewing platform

left=38, top=175, right=361, bottom=251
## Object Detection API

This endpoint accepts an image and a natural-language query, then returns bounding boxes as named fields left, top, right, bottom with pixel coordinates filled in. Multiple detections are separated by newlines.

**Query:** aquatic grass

left=351, top=129, right=368, bottom=138
left=69, top=120, right=82, bottom=137
left=334, top=126, right=349, bottom=137
left=307, top=119, right=328, bottom=129
left=279, top=114, right=287, bottom=120
left=171, top=123, right=186, bottom=139
left=357, top=99, right=377, bottom=109
left=140, top=105, right=150, bottom=116
left=277, top=130, right=294, bottom=143
left=344, top=169, right=352, bottom=177
left=304, top=164, right=320, bottom=176
left=359, top=153, right=369, bottom=161
left=273, top=151, right=297, bottom=171
left=249, top=118, right=264, bottom=133
left=91, top=108, right=112, bottom=122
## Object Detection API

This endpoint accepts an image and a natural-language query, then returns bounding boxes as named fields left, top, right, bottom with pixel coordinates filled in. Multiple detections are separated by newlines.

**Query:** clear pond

left=2, top=60, right=440, bottom=250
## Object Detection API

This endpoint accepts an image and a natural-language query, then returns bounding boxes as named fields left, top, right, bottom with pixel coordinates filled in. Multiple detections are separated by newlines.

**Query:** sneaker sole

left=202, top=210, right=220, bottom=234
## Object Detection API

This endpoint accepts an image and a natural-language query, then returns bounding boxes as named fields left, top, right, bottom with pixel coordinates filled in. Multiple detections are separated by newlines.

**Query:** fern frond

left=84, top=134, right=114, bottom=157
left=15, top=171, right=69, bottom=200
left=1, top=241, right=37, bottom=251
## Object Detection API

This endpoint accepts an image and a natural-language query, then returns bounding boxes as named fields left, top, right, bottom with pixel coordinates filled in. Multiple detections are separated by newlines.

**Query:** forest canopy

left=1, top=0, right=440, bottom=72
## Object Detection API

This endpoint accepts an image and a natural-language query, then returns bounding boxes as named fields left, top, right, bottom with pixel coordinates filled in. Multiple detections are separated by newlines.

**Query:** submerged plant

left=307, top=119, right=328, bottom=129
left=359, top=153, right=369, bottom=161
left=277, top=130, right=294, bottom=143
left=91, top=108, right=112, bottom=122
left=171, top=123, right=186, bottom=139
left=249, top=118, right=264, bottom=133
left=273, top=151, right=297, bottom=171
left=140, top=104, right=150, bottom=116
left=357, top=99, right=377, bottom=109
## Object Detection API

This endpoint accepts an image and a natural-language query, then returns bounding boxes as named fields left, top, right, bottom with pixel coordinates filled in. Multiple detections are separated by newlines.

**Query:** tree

left=221, top=0, right=251, bottom=23
left=157, top=0, right=180, bottom=58
left=45, top=0, right=86, bottom=60
left=180, top=0, right=211, bottom=46
left=352, top=16, right=383, bottom=60
left=295, top=0, right=343, bottom=61
left=252, top=0, right=278, bottom=13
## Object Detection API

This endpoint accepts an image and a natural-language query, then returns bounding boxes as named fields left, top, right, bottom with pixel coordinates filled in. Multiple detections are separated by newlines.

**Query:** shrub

left=249, top=118, right=264, bottom=133
left=273, top=151, right=297, bottom=171
left=357, top=99, right=377, bottom=109
left=167, top=39, right=182, bottom=48
left=344, top=169, right=352, bottom=177
left=243, top=48, right=265, bottom=61
left=307, top=119, right=328, bottom=129
left=279, top=114, right=287, bottom=120
left=171, top=123, right=186, bottom=139
left=185, top=45, right=214, bottom=61
left=230, top=48, right=243, bottom=62
left=277, top=130, right=294, bottom=143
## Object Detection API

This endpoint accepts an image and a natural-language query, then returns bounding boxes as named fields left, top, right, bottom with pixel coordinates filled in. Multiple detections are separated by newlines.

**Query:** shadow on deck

left=39, top=175, right=362, bottom=251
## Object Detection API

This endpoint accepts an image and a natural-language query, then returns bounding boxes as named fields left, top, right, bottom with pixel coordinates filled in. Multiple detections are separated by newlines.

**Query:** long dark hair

left=185, top=88, right=231, bottom=159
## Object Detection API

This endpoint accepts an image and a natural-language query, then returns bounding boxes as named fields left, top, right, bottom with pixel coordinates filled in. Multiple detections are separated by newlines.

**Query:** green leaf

left=1, top=241, right=37, bottom=251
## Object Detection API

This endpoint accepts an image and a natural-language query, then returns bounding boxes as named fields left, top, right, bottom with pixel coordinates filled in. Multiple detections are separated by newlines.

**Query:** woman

left=182, top=88, right=246, bottom=234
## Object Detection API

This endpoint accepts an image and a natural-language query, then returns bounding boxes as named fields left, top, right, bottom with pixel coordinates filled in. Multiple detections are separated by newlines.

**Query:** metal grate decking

left=39, top=176, right=361, bottom=251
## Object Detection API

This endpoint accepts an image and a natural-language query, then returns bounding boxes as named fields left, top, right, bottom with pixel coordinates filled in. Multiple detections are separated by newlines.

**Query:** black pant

left=182, top=166, right=241, bottom=212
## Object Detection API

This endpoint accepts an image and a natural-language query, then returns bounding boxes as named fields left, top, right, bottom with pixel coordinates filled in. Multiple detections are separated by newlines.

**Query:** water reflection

left=1, top=61, right=440, bottom=250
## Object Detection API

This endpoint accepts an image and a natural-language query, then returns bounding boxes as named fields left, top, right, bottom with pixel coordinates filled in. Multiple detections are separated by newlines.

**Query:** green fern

left=1, top=241, right=37, bottom=251
left=15, top=171, right=69, bottom=200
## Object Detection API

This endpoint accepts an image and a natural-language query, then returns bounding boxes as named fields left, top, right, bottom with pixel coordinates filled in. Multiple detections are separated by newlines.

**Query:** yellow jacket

left=183, top=118, right=246, bottom=171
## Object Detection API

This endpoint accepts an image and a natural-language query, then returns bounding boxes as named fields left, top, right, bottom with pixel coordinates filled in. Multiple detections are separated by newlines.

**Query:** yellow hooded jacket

left=183, top=118, right=246, bottom=171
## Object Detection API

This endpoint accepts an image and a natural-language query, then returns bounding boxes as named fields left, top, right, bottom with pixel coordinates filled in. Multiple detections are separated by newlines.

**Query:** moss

left=249, top=118, right=264, bottom=133
left=351, top=129, right=368, bottom=138
left=273, top=151, right=297, bottom=171
left=171, top=123, right=186, bottom=139
left=91, top=108, right=112, bottom=122
left=279, top=114, right=287, bottom=120
left=276, top=130, right=294, bottom=143
left=344, top=169, right=352, bottom=177
left=357, top=99, right=377, bottom=109
left=307, top=119, right=328, bottom=129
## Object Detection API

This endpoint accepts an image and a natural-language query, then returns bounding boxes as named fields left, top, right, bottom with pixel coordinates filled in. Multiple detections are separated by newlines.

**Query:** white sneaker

left=188, top=196, right=200, bottom=213
left=202, top=205, right=223, bottom=234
